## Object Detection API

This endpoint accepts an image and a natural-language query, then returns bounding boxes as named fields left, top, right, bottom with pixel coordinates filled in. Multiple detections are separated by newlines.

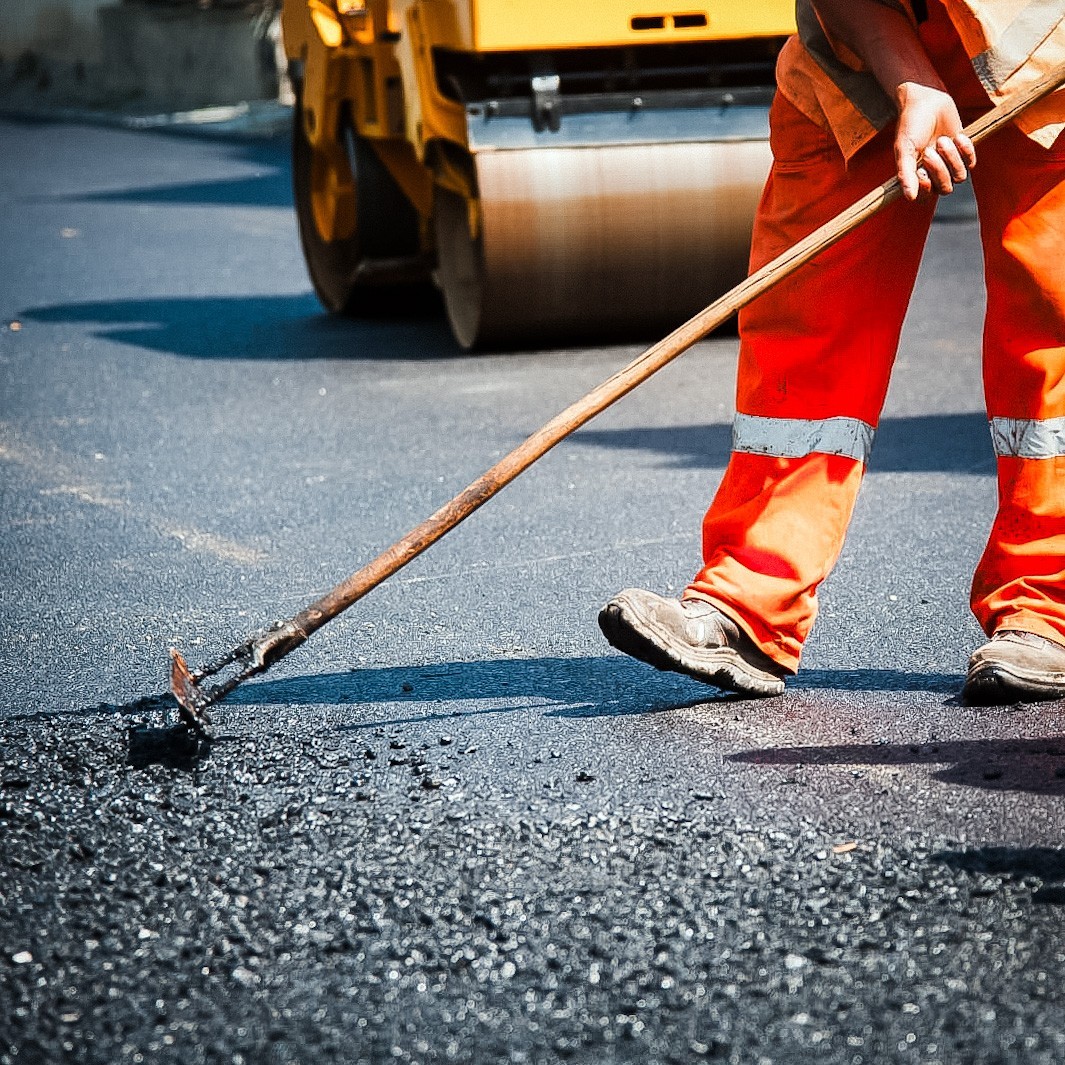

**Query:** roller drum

left=435, top=139, right=771, bottom=349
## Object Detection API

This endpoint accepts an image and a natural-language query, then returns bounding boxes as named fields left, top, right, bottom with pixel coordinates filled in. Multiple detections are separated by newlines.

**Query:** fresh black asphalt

left=2, top=118, right=1064, bottom=1064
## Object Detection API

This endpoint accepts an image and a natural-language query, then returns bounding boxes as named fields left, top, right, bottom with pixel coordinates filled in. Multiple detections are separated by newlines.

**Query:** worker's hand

left=894, top=81, right=976, bottom=200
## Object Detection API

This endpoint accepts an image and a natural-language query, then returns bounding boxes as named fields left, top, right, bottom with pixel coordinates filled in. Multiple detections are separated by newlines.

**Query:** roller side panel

left=471, top=0, right=796, bottom=50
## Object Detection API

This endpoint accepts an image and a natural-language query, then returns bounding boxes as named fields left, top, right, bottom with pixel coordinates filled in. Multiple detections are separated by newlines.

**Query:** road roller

left=281, top=0, right=795, bottom=348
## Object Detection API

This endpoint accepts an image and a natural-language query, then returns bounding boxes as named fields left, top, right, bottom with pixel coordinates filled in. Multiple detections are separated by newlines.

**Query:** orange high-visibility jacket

left=777, top=0, right=1065, bottom=158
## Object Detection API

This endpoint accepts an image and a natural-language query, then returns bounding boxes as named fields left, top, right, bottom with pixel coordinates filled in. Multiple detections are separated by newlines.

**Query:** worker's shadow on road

left=932, top=846, right=1065, bottom=904
left=575, top=412, right=996, bottom=473
left=229, top=654, right=964, bottom=724
left=729, top=732, right=1065, bottom=798
left=230, top=654, right=699, bottom=724
left=21, top=291, right=455, bottom=362
left=226, top=656, right=1065, bottom=796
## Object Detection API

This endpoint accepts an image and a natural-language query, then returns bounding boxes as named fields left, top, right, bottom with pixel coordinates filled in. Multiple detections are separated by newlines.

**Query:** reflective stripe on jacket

left=777, top=0, right=1065, bottom=159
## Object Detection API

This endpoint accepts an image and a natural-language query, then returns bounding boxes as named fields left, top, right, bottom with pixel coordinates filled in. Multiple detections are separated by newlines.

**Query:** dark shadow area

left=730, top=731, right=1065, bottom=796
left=54, top=138, right=293, bottom=209
left=22, top=290, right=453, bottom=361
left=12, top=661, right=970, bottom=731
left=215, top=657, right=966, bottom=729
left=933, top=847, right=1065, bottom=904
left=72, top=166, right=292, bottom=210
left=127, top=723, right=211, bottom=770
left=18, top=292, right=737, bottom=361
left=225, top=654, right=710, bottom=728
left=574, top=411, right=995, bottom=474
left=229, top=657, right=966, bottom=706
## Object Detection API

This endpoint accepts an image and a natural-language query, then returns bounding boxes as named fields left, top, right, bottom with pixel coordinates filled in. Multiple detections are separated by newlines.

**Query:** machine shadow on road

left=53, top=137, right=294, bottom=209
left=730, top=731, right=1065, bottom=797
left=21, top=291, right=453, bottom=362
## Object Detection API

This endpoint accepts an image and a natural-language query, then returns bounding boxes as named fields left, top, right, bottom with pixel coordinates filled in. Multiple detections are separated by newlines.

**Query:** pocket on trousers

left=768, top=94, right=841, bottom=173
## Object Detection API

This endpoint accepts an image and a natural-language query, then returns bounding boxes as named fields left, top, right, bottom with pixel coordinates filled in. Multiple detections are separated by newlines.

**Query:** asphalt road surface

left=3, top=117, right=1065, bottom=1065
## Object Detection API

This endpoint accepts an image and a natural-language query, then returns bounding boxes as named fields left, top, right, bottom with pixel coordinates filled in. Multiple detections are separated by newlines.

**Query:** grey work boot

left=963, top=630, right=1065, bottom=705
left=598, top=589, right=787, bottom=697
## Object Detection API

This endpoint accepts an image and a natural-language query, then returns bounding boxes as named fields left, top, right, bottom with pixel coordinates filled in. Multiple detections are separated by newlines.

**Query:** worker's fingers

left=896, top=143, right=924, bottom=201
left=920, top=144, right=955, bottom=195
left=898, top=142, right=938, bottom=200
left=933, top=135, right=970, bottom=183
left=955, top=132, right=977, bottom=170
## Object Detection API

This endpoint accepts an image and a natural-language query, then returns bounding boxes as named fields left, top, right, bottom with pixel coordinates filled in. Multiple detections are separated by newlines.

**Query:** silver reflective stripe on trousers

left=732, top=413, right=875, bottom=463
left=990, top=416, right=1065, bottom=458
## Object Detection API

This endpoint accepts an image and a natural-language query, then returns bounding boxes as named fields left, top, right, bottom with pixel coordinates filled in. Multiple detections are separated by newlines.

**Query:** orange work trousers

left=686, top=6, right=1065, bottom=673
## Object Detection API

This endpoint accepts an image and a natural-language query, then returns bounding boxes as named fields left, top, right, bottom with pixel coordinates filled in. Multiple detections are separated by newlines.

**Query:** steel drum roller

left=435, top=139, right=772, bottom=348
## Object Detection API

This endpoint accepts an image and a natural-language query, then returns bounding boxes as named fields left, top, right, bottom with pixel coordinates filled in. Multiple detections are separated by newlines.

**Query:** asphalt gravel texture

left=3, top=118, right=1065, bottom=1065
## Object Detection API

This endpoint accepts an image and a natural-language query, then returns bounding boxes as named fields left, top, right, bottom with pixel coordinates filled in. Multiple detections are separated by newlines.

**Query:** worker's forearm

left=813, top=0, right=975, bottom=199
left=811, top=0, right=946, bottom=105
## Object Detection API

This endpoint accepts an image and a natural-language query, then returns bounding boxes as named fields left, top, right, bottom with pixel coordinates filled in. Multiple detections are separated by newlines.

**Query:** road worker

left=599, top=0, right=1065, bottom=703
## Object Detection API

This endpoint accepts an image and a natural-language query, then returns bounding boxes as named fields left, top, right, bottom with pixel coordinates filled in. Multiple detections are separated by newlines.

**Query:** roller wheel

left=432, top=186, right=488, bottom=350
left=292, top=88, right=425, bottom=314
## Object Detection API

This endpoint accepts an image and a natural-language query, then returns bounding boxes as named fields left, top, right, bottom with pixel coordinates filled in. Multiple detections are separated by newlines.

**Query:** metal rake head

left=168, top=620, right=310, bottom=737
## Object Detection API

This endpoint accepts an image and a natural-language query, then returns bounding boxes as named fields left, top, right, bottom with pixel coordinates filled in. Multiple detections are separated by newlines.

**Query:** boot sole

left=598, top=600, right=785, bottom=698
left=963, top=661, right=1065, bottom=706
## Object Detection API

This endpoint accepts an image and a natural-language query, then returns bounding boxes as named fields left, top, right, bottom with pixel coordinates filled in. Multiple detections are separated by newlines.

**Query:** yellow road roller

left=281, top=1, right=795, bottom=348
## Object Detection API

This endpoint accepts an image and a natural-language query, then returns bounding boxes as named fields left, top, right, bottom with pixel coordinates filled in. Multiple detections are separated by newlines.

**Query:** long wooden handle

left=273, top=63, right=1065, bottom=655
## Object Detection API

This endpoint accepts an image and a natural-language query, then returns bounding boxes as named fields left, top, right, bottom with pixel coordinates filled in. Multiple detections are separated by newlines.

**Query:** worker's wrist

left=894, top=78, right=951, bottom=112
